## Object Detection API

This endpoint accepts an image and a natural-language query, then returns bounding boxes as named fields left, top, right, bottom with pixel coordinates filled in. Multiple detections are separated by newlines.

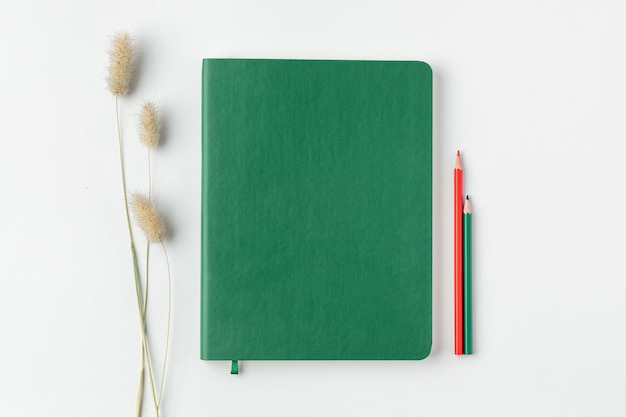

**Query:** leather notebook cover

left=201, top=59, right=432, bottom=360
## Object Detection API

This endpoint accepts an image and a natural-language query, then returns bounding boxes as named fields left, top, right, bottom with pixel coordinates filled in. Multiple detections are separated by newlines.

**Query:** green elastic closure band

left=231, top=360, right=239, bottom=375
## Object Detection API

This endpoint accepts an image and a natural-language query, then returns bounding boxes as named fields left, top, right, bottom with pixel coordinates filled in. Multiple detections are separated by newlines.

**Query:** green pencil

left=463, top=196, right=473, bottom=354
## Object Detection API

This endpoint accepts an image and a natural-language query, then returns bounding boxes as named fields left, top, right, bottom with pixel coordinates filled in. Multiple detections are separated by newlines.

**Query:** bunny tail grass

left=107, top=32, right=133, bottom=96
left=130, top=193, right=166, bottom=243
left=114, top=97, right=159, bottom=417
left=139, top=101, right=160, bottom=149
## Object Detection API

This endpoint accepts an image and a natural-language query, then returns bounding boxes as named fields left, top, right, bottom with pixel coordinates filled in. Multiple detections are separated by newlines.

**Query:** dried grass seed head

left=107, top=32, right=134, bottom=96
left=139, top=101, right=160, bottom=148
left=130, top=193, right=166, bottom=242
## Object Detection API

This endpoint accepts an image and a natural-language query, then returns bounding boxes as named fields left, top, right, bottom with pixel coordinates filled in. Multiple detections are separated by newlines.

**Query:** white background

left=0, top=0, right=624, bottom=416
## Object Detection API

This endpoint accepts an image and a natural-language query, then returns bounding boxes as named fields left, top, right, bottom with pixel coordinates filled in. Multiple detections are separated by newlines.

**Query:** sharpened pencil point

left=455, top=152, right=462, bottom=170
left=463, top=196, right=472, bottom=214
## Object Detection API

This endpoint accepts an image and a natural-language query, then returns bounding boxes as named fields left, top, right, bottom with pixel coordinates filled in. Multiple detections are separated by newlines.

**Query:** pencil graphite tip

left=464, top=197, right=472, bottom=213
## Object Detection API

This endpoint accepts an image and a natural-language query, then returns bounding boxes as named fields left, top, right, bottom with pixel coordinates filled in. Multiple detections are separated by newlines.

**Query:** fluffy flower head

left=139, top=101, right=160, bottom=148
left=107, top=32, right=133, bottom=96
left=130, top=193, right=166, bottom=242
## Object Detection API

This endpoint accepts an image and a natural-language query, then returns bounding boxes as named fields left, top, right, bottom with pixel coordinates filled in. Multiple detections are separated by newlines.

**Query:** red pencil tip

left=457, top=150, right=460, bottom=156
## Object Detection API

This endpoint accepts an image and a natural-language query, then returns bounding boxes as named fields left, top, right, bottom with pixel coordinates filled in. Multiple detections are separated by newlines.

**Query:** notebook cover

left=201, top=59, right=432, bottom=360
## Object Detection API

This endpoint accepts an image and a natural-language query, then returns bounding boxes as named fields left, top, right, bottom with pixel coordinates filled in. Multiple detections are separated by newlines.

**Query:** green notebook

left=201, top=59, right=432, bottom=361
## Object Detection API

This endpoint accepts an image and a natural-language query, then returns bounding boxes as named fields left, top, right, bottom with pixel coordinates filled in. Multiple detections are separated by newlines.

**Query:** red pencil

left=454, top=151, right=464, bottom=355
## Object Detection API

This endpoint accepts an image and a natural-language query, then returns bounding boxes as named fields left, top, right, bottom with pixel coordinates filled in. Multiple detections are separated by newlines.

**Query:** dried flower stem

left=131, top=246, right=160, bottom=417
left=137, top=149, right=152, bottom=415
left=115, top=97, right=133, bottom=240
left=136, top=239, right=149, bottom=417
left=135, top=358, right=144, bottom=417
left=142, top=149, right=171, bottom=407
left=157, top=241, right=171, bottom=406
left=137, top=148, right=171, bottom=409
left=115, top=97, right=160, bottom=417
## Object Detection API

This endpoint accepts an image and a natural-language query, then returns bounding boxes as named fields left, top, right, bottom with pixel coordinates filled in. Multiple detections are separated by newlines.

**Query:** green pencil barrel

left=463, top=211, right=472, bottom=354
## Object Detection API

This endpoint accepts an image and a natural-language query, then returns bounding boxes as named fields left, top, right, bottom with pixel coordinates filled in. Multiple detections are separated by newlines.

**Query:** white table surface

left=0, top=0, right=624, bottom=415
